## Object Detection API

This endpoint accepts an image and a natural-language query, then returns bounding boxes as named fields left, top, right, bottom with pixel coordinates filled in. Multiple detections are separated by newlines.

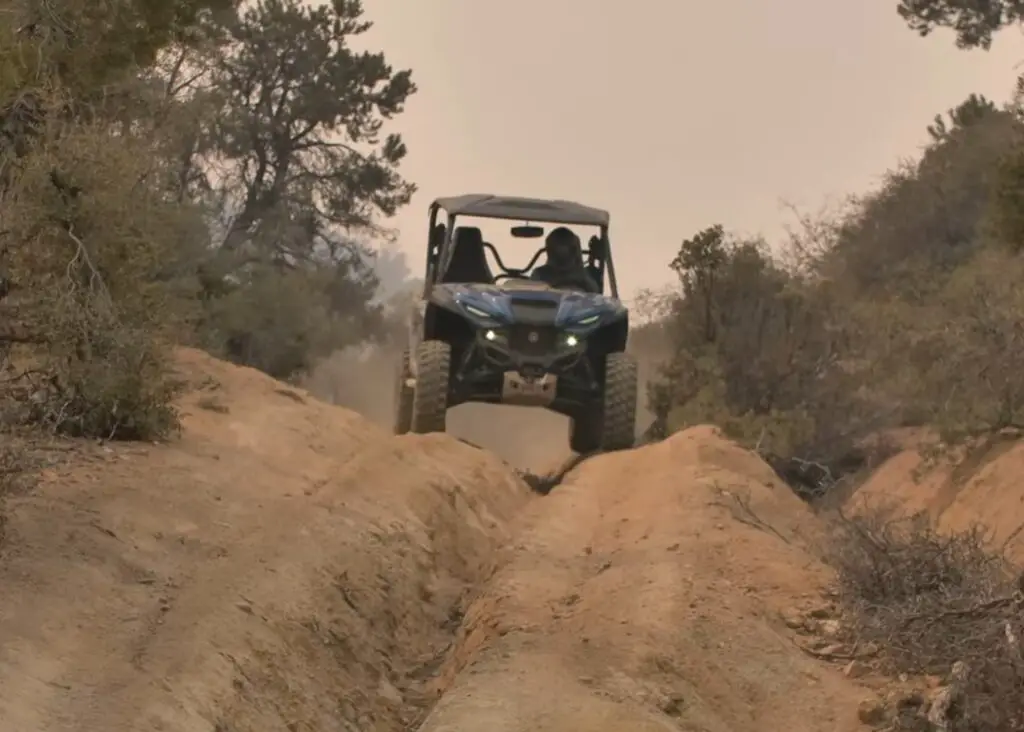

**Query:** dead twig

left=899, top=591, right=1024, bottom=628
left=797, top=639, right=876, bottom=661
left=708, top=484, right=791, bottom=545
left=926, top=660, right=968, bottom=732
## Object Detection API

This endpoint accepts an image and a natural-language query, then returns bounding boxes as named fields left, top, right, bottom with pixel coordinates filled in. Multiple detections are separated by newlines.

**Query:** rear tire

left=569, top=405, right=601, bottom=454
left=568, top=351, right=638, bottom=454
left=411, top=340, right=451, bottom=433
left=393, top=349, right=413, bottom=434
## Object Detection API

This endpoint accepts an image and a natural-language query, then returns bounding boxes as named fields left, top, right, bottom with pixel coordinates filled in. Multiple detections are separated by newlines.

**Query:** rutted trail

left=0, top=351, right=877, bottom=731
left=419, top=428, right=867, bottom=731
left=0, top=350, right=531, bottom=731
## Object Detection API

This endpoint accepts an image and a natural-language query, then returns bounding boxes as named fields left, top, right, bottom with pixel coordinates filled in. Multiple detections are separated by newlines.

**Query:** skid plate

left=501, top=371, right=557, bottom=406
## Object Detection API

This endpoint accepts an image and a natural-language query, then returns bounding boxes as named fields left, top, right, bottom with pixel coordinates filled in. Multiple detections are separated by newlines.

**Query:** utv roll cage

left=423, top=194, right=620, bottom=298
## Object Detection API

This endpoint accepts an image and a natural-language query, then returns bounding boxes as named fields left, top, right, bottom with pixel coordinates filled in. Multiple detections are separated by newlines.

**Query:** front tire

left=569, top=404, right=601, bottom=454
left=411, top=340, right=451, bottom=433
left=601, top=352, right=638, bottom=451
left=568, top=351, right=638, bottom=454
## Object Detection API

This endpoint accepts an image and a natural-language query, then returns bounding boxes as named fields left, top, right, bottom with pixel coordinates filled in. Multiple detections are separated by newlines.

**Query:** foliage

left=896, top=0, right=1024, bottom=48
left=0, top=1, right=207, bottom=440
left=650, top=86, right=1024, bottom=495
left=650, top=223, right=879, bottom=489
left=818, top=100, right=1013, bottom=300
left=914, top=250, right=1024, bottom=438
left=172, top=0, right=415, bottom=373
left=196, top=262, right=382, bottom=379
left=0, top=0, right=416, bottom=439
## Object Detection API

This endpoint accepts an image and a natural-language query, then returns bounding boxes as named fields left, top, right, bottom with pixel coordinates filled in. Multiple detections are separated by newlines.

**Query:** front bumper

left=474, top=324, right=586, bottom=375
left=447, top=323, right=601, bottom=410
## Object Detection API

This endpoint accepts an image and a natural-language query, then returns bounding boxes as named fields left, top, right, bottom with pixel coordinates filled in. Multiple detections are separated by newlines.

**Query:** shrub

left=1, top=117, right=199, bottom=440
left=827, top=508, right=1024, bottom=731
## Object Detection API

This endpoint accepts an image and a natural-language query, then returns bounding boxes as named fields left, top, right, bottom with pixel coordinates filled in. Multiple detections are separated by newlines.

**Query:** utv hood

left=432, top=281, right=626, bottom=330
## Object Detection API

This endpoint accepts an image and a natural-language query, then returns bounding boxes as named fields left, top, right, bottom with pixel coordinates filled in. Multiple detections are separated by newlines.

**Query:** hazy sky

left=362, top=1, right=1024, bottom=300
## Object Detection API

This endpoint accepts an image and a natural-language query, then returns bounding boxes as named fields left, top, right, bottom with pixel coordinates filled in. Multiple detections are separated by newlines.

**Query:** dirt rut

left=1, top=351, right=876, bottom=731
left=0, top=350, right=531, bottom=731
left=418, top=427, right=868, bottom=731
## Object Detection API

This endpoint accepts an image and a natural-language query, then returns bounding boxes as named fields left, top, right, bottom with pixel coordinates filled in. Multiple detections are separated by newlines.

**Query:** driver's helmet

left=545, top=227, right=582, bottom=269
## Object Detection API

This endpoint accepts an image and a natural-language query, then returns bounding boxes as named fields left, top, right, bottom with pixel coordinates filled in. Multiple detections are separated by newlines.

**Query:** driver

left=532, top=226, right=599, bottom=292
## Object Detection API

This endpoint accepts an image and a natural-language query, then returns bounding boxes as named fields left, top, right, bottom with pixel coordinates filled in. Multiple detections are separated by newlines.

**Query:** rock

left=817, top=642, right=848, bottom=656
left=780, top=608, right=805, bottom=630
left=377, top=678, right=404, bottom=705
left=842, top=660, right=868, bottom=678
left=661, top=693, right=685, bottom=717
left=892, top=689, right=925, bottom=710
left=818, top=618, right=842, bottom=637
left=808, top=604, right=833, bottom=619
left=857, top=698, right=887, bottom=726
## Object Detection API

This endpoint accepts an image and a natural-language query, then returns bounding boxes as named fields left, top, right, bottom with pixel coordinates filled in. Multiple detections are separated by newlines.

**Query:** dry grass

left=826, top=507, right=1024, bottom=731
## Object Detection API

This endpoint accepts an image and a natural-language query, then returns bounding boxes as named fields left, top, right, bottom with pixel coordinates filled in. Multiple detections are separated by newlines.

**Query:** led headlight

left=575, top=314, right=600, bottom=325
left=566, top=334, right=579, bottom=347
left=464, top=304, right=492, bottom=319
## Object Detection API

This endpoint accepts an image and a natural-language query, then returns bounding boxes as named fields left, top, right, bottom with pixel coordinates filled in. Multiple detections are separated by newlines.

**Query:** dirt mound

left=0, top=348, right=532, bottom=731
left=418, top=426, right=869, bottom=732
left=0, top=350, right=879, bottom=731
left=852, top=436, right=1024, bottom=560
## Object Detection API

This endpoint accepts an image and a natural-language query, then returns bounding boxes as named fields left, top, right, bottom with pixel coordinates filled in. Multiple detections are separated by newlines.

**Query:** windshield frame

left=432, top=211, right=619, bottom=298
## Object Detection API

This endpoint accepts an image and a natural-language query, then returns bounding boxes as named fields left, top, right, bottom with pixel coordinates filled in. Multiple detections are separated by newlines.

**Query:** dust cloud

left=302, top=344, right=572, bottom=471
left=303, top=317, right=671, bottom=471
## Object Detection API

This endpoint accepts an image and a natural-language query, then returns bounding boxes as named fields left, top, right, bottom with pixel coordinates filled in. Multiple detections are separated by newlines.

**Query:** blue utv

left=393, top=194, right=638, bottom=454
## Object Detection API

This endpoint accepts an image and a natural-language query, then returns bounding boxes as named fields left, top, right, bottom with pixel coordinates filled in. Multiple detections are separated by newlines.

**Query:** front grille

left=508, top=325, right=558, bottom=356
left=509, top=299, right=557, bottom=324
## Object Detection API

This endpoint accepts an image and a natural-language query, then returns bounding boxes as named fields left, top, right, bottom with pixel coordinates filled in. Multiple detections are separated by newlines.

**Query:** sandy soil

left=419, top=427, right=866, bottom=732
left=1, top=350, right=882, bottom=731
left=0, top=349, right=531, bottom=731
left=852, top=435, right=1024, bottom=560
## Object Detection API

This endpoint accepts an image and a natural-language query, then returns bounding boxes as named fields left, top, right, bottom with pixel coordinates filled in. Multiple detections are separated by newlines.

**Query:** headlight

left=565, top=334, right=580, bottom=347
left=575, top=314, right=600, bottom=325
left=480, top=328, right=506, bottom=342
left=464, top=304, right=492, bottom=319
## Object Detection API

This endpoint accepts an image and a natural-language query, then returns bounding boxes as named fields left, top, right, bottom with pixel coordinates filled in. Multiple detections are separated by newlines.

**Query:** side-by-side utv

left=393, top=193, right=637, bottom=454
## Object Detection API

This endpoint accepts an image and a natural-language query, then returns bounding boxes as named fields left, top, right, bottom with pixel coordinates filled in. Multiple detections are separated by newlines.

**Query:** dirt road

left=0, top=349, right=879, bottom=731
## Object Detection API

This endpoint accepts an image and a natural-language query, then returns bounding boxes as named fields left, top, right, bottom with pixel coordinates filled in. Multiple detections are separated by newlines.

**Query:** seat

left=531, top=249, right=600, bottom=293
left=430, top=223, right=446, bottom=252
left=427, top=223, right=446, bottom=280
left=441, top=226, right=493, bottom=284
left=585, top=235, right=604, bottom=292
left=531, top=260, right=600, bottom=293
